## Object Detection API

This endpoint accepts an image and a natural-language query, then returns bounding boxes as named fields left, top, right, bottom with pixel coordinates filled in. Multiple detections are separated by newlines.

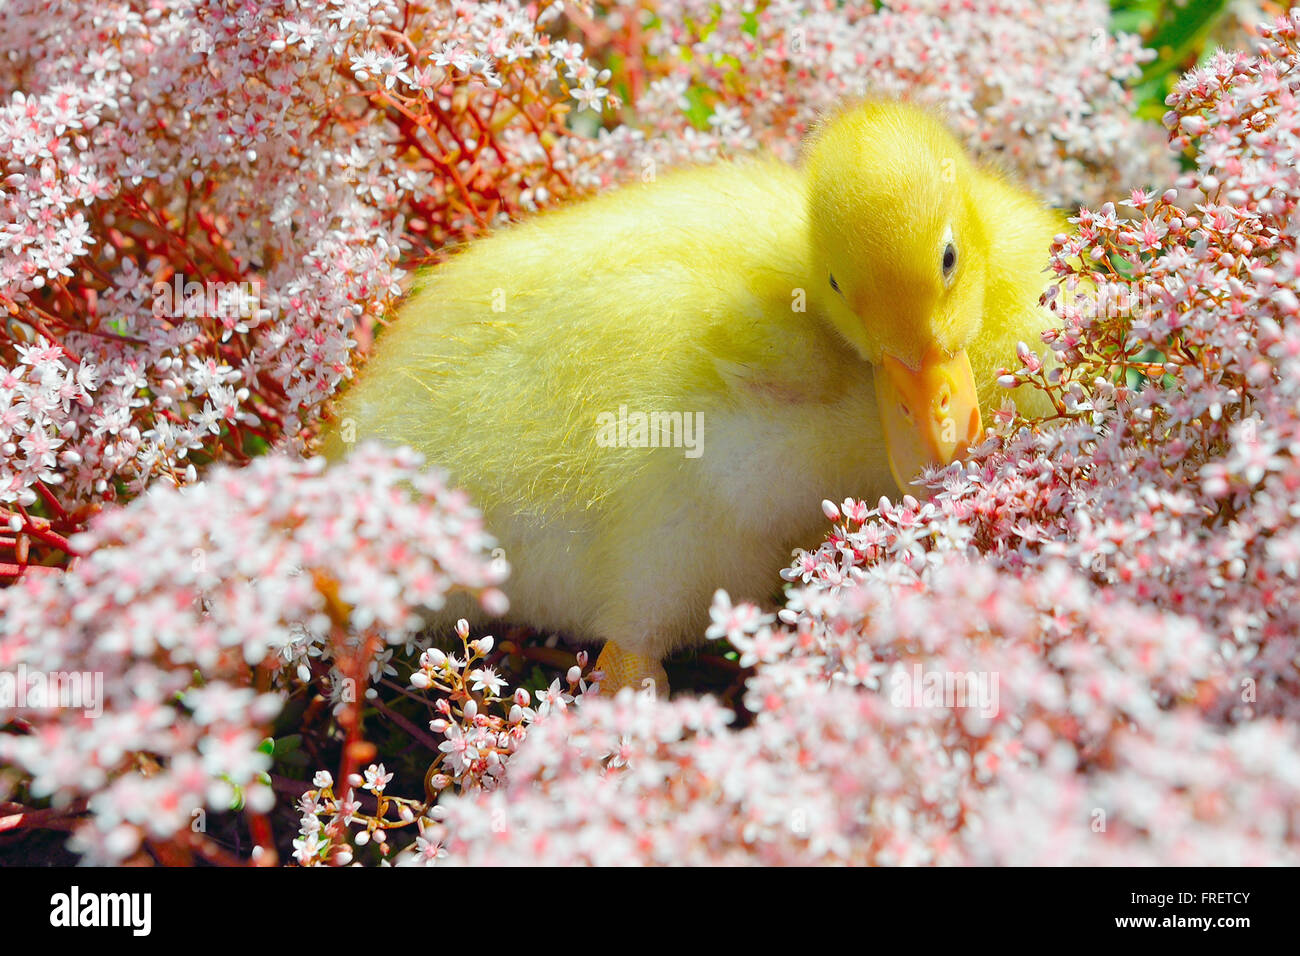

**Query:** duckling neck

left=972, top=171, right=1064, bottom=316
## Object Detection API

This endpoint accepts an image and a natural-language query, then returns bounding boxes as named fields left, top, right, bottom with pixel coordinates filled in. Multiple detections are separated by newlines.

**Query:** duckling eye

left=829, top=272, right=841, bottom=295
left=942, top=243, right=957, bottom=279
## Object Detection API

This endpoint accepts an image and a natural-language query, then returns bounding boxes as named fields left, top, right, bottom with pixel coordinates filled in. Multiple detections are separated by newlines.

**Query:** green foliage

left=1111, top=0, right=1236, bottom=121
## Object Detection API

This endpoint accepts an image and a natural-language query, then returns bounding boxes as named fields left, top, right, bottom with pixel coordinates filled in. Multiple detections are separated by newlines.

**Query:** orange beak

left=874, top=344, right=983, bottom=497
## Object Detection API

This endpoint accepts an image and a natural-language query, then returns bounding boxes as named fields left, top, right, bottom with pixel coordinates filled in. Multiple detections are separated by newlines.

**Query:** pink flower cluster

left=582, top=0, right=1175, bottom=208
left=0, top=443, right=506, bottom=863
left=432, top=561, right=1298, bottom=865
left=0, top=0, right=616, bottom=575
left=292, top=623, right=599, bottom=866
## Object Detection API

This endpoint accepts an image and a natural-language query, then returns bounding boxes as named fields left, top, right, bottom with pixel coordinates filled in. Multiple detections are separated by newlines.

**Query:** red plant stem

left=181, top=178, right=195, bottom=238
left=376, top=27, right=420, bottom=61
left=465, top=92, right=513, bottom=169
left=625, top=3, right=647, bottom=105
left=246, top=813, right=277, bottom=866
left=0, top=799, right=86, bottom=833
left=34, top=481, right=70, bottom=522
left=22, top=315, right=81, bottom=363
left=13, top=511, right=73, bottom=554
left=311, top=571, right=381, bottom=810
left=377, top=91, right=492, bottom=231
left=369, top=695, right=442, bottom=752
left=334, top=630, right=382, bottom=807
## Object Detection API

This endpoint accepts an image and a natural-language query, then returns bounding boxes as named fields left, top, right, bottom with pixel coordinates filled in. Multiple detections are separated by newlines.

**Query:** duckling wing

left=334, top=158, right=865, bottom=519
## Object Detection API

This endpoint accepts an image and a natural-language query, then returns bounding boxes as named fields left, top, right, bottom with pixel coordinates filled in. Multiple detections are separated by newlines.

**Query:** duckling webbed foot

left=593, top=641, right=668, bottom=698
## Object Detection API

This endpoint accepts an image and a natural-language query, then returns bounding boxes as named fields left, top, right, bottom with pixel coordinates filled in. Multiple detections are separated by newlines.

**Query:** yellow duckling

left=324, top=100, right=1061, bottom=694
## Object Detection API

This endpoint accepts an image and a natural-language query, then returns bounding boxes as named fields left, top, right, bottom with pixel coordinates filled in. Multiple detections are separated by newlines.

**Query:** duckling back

left=328, top=158, right=852, bottom=517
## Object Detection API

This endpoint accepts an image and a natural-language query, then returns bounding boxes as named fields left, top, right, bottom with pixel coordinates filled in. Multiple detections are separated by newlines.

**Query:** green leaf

left=271, top=734, right=302, bottom=756
left=683, top=84, right=714, bottom=131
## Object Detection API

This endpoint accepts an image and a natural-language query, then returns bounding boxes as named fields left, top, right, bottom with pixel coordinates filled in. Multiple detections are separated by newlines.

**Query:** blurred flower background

left=3, top=0, right=1300, bottom=864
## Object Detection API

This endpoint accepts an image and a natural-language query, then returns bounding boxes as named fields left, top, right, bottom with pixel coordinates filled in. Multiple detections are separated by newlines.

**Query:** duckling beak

left=873, top=344, right=983, bottom=498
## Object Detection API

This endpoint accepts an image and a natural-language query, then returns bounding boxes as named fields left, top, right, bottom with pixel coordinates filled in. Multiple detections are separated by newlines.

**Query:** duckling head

left=806, top=100, right=989, bottom=497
